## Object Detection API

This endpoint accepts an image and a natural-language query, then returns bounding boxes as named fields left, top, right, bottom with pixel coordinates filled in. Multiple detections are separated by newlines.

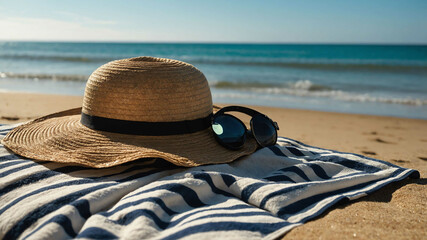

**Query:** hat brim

left=1, top=108, right=258, bottom=168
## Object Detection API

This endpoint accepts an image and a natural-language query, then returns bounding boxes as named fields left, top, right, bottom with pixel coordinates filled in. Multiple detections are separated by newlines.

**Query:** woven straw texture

left=1, top=57, right=257, bottom=168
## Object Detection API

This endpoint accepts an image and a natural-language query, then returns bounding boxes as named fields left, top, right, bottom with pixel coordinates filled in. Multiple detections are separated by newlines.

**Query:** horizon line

left=1, top=39, right=426, bottom=46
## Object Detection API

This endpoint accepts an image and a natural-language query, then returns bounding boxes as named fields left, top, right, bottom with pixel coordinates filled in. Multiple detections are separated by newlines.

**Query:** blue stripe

left=102, top=197, right=177, bottom=217
left=241, top=182, right=267, bottom=202
left=259, top=184, right=306, bottom=209
left=0, top=161, right=50, bottom=178
left=168, top=204, right=255, bottom=228
left=240, top=163, right=335, bottom=203
left=0, top=170, right=61, bottom=197
left=23, top=214, right=76, bottom=240
left=124, top=184, right=205, bottom=208
left=268, top=145, right=287, bottom=157
left=264, top=175, right=296, bottom=183
left=277, top=139, right=303, bottom=149
left=295, top=194, right=352, bottom=228
left=0, top=179, right=92, bottom=215
left=278, top=166, right=310, bottom=181
left=3, top=183, right=115, bottom=240
left=286, top=146, right=305, bottom=156
left=0, top=159, right=164, bottom=198
left=280, top=136, right=400, bottom=168
left=309, top=155, right=382, bottom=173
left=259, top=171, right=371, bottom=209
left=0, top=127, right=15, bottom=132
left=0, top=165, right=90, bottom=197
left=0, top=159, right=30, bottom=169
left=161, top=221, right=291, bottom=240
left=241, top=166, right=330, bottom=203
left=265, top=163, right=337, bottom=182
left=97, top=177, right=219, bottom=229
left=221, top=173, right=236, bottom=187
left=103, top=203, right=257, bottom=231
left=116, top=162, right=176, bottom=182
left=172, top=211, right=276, bottom=229
left=113, top=208, right=169, bottom=229
left=73, top=199, right=91, bottom=219
left=3, top=168, right=165, bottom=239
left=192, top=172, right=233, bottom=197
left=161, top=184, right=205, bottom=208
left=277, top=168, right=406, bottom=219
left=23, top=199, right=101, bottom=240
left=0, top=154, right=23, bottom=161
left=77, top=227, right=117, bottom=239
left=27, top=197, right=176, bottom=238
left=306, top=163, right=330, bottom=179
left=0, top=167, right=164, bottom=215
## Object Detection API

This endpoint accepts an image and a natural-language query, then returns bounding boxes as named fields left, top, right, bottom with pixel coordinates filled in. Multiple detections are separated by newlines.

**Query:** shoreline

left=1, top=92, right=426, bottom=169
left=0, top=92, right=426, bottom=239
left=1, top=90, right=426, bottom=121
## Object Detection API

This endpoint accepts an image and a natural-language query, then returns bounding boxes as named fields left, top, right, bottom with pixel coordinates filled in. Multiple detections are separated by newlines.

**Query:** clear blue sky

left=1, top=0, right=426, bottom=44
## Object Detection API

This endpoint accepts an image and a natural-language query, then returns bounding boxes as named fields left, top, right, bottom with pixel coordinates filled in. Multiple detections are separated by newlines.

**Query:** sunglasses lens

left=251, top=114, right=277, bottom=147
left=212, top=115, right=246, bottom=149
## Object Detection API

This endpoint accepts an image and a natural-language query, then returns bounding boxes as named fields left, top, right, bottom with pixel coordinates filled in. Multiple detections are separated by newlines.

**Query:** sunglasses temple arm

left=273, top=121, right=279, bottom=130
left=215, top=106, right=262, bottom=117
left=215, top=106, right=279, bottom=130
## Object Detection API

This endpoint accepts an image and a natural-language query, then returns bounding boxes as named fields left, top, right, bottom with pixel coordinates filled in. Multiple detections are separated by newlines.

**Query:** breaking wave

left=2, top=71, right=425, bottom=106
left=0, top=72, right=89, bottom=81
left=212, top=80, right=332, bottom=91
left=211, top=80, right=427, bottom=106
left=0, top=54, right=111, bottom=63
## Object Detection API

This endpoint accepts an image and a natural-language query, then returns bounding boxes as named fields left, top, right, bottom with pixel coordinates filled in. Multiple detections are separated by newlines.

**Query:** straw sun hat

left=1, top=57, right=257, bottom=168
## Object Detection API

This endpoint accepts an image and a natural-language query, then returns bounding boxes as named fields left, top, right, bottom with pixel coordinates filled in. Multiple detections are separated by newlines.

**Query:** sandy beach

left=0, top=92, right=425, bottom=239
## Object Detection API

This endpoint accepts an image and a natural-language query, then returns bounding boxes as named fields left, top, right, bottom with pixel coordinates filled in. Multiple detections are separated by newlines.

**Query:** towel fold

left=0, top=124, right=418, bottom=240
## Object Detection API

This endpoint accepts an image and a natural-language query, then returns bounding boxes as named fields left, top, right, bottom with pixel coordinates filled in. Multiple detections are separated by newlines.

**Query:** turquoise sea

left=0, top=42, right=426, bottom=119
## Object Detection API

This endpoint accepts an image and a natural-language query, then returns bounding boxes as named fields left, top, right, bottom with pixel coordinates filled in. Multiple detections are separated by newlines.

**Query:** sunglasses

left=211, top=106, right=279, bottom=150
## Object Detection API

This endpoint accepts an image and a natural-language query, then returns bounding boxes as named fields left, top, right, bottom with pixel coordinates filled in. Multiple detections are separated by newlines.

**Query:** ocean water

left=1, top=42, right=426, bottom=119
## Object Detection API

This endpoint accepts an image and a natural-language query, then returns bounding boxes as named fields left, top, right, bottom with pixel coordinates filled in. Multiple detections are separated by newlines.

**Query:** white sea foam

left=213, top=80, right=427, bottom=106
left=0, top=72, right=88, bottom=81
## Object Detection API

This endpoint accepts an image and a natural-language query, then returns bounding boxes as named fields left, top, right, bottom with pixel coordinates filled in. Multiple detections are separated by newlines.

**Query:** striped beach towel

left=0, top=123, right=419, bottom=240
